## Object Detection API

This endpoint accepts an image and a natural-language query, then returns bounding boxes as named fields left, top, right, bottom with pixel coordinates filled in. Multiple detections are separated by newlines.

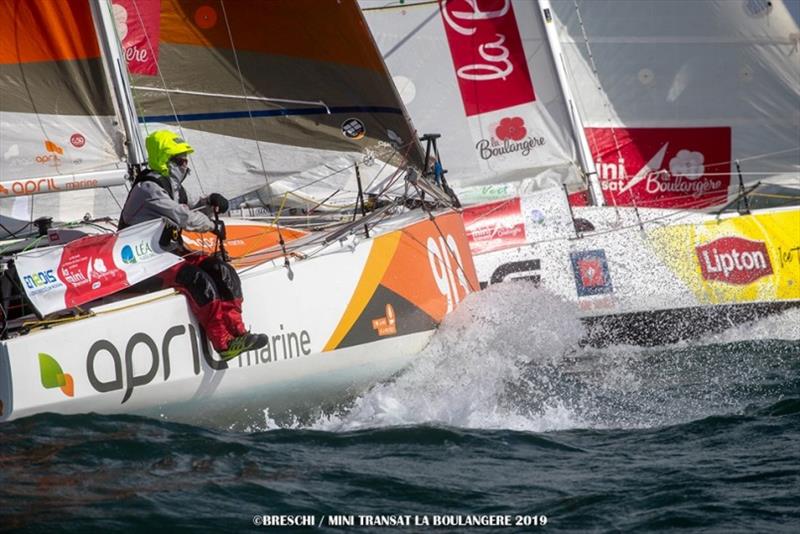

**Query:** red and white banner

left=462, top=197, right=526, bottom=254
left=440, top=0, right=536, bottom=117
left=112, top=0, right=161, bottom=76
left=586, top=127, right=732, bottom=209
left=15, top=219, right=182, bottom=316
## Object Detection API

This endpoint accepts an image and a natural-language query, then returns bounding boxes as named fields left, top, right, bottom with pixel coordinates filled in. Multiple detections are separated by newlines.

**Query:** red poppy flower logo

left=495, top=117, right=527, bottom=141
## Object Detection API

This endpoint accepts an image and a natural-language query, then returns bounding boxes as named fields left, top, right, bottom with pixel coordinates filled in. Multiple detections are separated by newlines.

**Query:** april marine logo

left=85, top=323, right=313, bottom=403
left=475, top=116, right=546, bottom=161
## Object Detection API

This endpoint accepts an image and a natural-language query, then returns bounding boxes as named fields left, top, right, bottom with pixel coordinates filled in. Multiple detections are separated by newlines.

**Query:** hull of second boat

left=467, top=198, right=800, bottom=342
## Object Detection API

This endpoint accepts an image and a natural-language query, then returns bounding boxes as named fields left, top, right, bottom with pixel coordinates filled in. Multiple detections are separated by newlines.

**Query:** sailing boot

left=219, top=332, right=269, bottom=361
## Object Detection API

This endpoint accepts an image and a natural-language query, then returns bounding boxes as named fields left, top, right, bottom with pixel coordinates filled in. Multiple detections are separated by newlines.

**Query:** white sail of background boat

left=0, top=0, right=479, bottom=428
left=361, top=0, right=800, bottom=344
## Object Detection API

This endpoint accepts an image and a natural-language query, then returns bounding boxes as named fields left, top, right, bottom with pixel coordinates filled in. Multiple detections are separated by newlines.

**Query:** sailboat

left=361, top=0, right=800, bottom=345
left=0, top=0, right=478, bottom=426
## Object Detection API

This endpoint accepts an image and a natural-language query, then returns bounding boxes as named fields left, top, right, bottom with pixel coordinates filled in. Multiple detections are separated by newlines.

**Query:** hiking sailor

left=119, top=130, right=268, bottom=360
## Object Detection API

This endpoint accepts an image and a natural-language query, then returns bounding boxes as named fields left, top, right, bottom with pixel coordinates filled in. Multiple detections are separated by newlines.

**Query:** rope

left=219, top=0, right=274, bottom=209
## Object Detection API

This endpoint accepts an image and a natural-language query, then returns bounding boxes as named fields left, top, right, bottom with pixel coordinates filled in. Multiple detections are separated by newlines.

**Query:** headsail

left=117, top=0, right=425, bottom=212
left=0, top=0, right=130, bottom=224
left=362, top=0, right=585, bottom=204
left=551, top=0, right=800, bottom=209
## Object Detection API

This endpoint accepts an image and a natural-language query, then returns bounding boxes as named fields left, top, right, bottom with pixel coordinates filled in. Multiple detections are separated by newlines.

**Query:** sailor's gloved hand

left=208, top=193, right=229, bottom=214
left=212, top=219, right=226, bottom=240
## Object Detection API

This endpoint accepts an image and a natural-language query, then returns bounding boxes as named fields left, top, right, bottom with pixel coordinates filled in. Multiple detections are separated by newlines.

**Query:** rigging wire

left=219, top=0, right=275, bottom=211
left=128, top=0, right=206, bottom=196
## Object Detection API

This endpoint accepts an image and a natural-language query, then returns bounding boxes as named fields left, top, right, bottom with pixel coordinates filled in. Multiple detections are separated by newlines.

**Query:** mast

left=536, top=0, right=605, bottom=207
left=89, top=0, right=147, bottom=166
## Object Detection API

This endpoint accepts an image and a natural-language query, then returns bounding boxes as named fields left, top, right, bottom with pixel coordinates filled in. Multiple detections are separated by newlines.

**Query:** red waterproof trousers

left=158, top=253, right=246, bottom=351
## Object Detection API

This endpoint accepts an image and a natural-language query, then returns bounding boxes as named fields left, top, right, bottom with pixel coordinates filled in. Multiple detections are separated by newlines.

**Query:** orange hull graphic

left=183, top=223, right=308, bottom=268
left=324, top=212, right=479, bottom=351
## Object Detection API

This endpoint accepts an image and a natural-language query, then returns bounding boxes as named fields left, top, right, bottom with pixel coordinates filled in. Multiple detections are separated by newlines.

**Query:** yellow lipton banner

left=649, top=210, right=800, bottom=305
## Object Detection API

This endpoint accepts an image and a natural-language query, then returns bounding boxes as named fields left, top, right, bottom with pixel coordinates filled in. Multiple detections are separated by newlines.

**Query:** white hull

left=465, top=189, right=800, bottom=344
left=0, top=211, right=479, bottom=425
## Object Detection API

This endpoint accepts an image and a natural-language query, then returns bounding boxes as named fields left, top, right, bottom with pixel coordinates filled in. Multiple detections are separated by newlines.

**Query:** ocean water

left=2, top=285, right=799, bottom=532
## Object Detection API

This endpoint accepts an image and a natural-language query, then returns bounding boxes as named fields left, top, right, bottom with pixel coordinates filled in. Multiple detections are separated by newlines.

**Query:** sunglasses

left=172, top=156, right=189, bottom=167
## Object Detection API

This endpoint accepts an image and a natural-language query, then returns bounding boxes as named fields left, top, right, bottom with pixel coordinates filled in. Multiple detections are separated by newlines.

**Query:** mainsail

left=0, top=0, right=130, bottom=224
left=362, top=0, right=586, bottom=203
left=363, top=0, right=800, bottom=209
left=116, top=0, right=426, bottom=212
left=552, top=0, right=800, bottom=209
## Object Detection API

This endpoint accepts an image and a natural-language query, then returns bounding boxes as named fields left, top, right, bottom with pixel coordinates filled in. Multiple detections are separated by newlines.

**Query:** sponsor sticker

left=571, top=249, right=613, bottom=296
left=475, top=116, right=547, bottom=162
left=38, top=353, right=74, bottom=397
left=371, top=304, right=398, bottom=337
left=462, top=197, right=526, bottom=254
left=341, top=118, right=366, bottom=140
left=587, top=127, right=731, bottom=209
left=696, top=236, right=774, bottom=285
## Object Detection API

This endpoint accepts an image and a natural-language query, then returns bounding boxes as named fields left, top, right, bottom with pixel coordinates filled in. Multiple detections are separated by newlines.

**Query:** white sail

left=361, top=0, right=585, bottom=203
left=551, top=0, right=800, bottom=208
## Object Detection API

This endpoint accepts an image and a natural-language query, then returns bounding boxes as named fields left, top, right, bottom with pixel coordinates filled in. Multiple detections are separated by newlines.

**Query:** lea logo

left=696, top=237, right=773, bottom=285
left=586, top=127, right=731, bottom=209
left=39, top=353, right=75, bottom=397
left=440, top=0, right=535, bottom=116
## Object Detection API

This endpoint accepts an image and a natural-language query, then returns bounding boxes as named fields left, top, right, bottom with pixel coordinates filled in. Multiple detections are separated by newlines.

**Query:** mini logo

left=372, top=303, right=397, bottom=336
left=696, top=236, right=773, bottom=285
left=571, top=249, right=613, bottom=296
left=39, top=353, right=74, bottom=397
left=475, top=116, right=546, bottom=161
left=341, top=118, right=366, bottom=140
left=588, top=127, right=731, bottom=209
left=70, top=133, right=86, bottom=148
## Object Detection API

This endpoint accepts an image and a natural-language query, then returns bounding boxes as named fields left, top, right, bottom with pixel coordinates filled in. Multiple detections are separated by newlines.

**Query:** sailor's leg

left=166, top=260, right=232, bottom=352
left=199, top=256, right=246, bottom=337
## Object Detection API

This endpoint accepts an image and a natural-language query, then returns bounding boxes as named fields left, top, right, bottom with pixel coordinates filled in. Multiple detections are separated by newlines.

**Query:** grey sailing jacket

left=120, top=172, right=214, bottom=232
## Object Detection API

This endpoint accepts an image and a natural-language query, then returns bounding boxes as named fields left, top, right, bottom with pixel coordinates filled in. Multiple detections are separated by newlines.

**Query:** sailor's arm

left=141, top=182, right=215, bottom=232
